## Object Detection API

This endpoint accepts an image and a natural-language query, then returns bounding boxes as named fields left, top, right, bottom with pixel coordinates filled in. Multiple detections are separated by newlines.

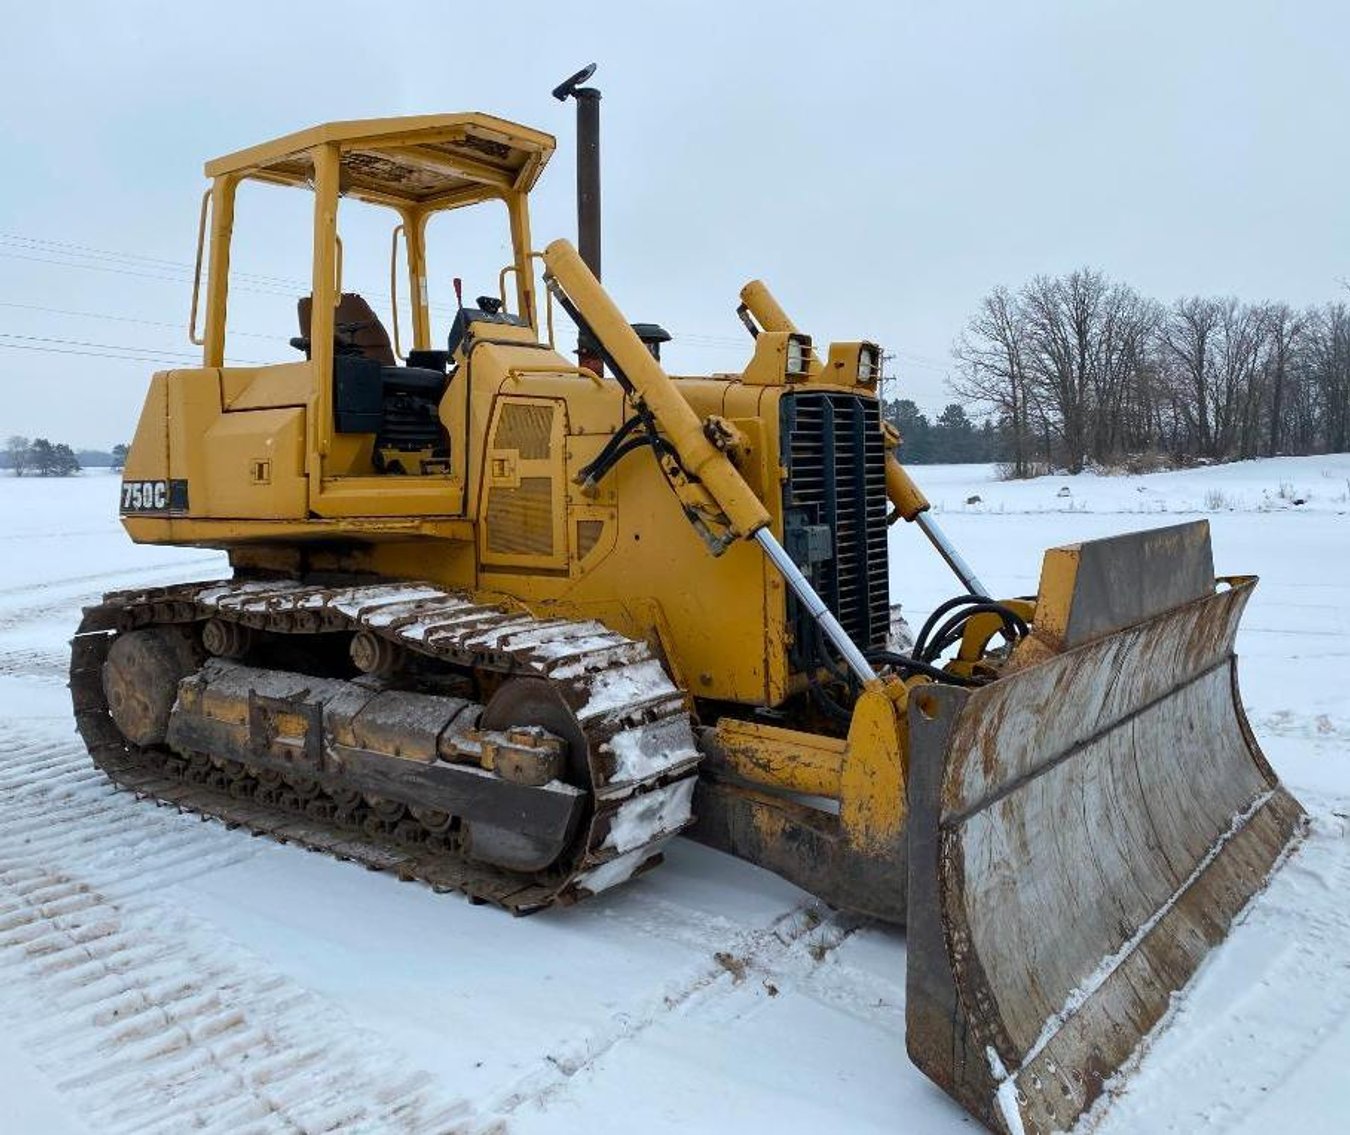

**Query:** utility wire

left=0, top=231, right=458, bottom=313
left=0, top=330, right=266, bottom=366
left=0, top=341, right=207, bottom=365
left=0, top=299, right=286, bottom=342
left=0, top=229, right=957, bottom=383
left=0, top=249, right=299, bottom=298
left=0, top=232, right=307, bottom=290
left=0, top=231, right=328, bottom=294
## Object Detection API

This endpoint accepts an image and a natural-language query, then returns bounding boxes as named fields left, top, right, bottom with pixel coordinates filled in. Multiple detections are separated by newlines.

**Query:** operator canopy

left=204, top=113, right=556, bottom=208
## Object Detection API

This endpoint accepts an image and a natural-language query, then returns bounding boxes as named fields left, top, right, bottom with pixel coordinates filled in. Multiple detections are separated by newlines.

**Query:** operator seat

left=293, top=293, right=450, bottom=473
left=294, top=293, right=397, bottom=365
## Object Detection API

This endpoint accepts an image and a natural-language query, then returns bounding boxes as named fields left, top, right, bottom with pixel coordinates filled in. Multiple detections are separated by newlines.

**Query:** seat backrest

left=296, top=293, right=397, bottom=367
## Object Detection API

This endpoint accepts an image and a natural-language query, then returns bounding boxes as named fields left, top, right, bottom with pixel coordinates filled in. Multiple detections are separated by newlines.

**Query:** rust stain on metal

left=908, top=577, right=1306, bottom=1133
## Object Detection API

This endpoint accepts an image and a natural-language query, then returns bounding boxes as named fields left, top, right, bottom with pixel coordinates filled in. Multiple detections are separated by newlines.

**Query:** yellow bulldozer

left=71, top=67, right=1304, bottom=1133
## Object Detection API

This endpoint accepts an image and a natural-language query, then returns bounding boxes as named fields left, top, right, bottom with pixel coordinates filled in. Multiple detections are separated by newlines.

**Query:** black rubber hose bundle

left=866, top=593, right=1031, bottom=686
left=911, top=594, right=1029, bottom=664
left=866, top=649, right=980, bottom=686
left=918, top=603, right=1029, bottom=665
left=911, top=595, right=991, bottom=658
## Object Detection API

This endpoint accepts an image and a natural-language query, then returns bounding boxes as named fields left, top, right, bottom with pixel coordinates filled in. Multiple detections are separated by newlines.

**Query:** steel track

left=70, top=578, right=701, bottom=914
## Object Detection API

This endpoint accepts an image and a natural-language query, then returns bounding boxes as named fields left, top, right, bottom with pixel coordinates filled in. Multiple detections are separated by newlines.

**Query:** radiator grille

left=486, top=477, right=554, bottom=556
left=493, top=402, right=555, bottom=460
left=780, top=391, right=890, bottom=666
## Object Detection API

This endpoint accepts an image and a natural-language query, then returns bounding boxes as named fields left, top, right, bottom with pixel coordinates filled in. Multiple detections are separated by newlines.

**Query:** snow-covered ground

left=0, top=458, right=1346, bottom=1134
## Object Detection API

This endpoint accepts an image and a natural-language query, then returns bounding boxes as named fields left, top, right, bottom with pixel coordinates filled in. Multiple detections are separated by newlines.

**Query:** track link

left=70, top=578, right=701, bottom=914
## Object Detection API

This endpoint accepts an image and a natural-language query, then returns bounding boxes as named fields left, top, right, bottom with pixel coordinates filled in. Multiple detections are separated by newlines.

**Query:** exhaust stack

left=553, top=63, right=604, bottom=375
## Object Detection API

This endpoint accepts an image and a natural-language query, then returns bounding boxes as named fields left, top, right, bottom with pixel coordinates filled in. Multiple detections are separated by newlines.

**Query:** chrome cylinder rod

left=916, top=512, right=988, bottom=597
left=754, top=528, right=878, bottom=685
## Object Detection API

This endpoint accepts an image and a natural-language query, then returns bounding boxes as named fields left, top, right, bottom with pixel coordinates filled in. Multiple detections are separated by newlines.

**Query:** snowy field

left=0, top=457, right=1346, bottom=1134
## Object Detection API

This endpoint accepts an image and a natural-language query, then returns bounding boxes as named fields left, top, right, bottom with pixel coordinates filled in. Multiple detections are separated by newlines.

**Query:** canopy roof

left=204, top=113, right=555, bottom=209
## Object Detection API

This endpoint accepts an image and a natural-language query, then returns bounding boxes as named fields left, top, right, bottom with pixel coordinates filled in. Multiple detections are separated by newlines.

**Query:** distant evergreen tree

left=53, top=443, right=81, bottom=475
left=932, top=404, right=978, bottom=462
left=28, top=438, right=80, bottom=477
left=977, top=419, right=1006, bottom=462
left=110, top=443, right=129, bottom=471
left=882, top=398, right=934, bottom=462
left=28, top=438, right=54, bottom=474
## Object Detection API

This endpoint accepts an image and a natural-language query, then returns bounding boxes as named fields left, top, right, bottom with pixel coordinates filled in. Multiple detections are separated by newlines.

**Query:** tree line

left=3, top=436, right=129, bottom=476
left=880, top=400, right=1004, bottom=464
left=946, top=269, right=1350, bottom=475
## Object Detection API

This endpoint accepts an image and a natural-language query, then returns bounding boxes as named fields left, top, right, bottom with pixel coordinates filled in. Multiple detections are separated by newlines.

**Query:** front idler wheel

left=101, top=627, right=200, bottom=747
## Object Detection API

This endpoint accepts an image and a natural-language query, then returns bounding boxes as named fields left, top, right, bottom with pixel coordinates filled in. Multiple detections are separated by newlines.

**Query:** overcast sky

left=1, top=0, right=1346, bottom=449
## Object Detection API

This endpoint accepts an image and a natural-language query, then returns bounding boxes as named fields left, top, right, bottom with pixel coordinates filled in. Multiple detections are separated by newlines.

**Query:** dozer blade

left=905, top=522, right=1306, bottom=1134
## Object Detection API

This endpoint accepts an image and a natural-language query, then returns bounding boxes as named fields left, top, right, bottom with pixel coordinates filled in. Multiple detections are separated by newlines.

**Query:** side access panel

left=478, top=396, right=569, bottom=572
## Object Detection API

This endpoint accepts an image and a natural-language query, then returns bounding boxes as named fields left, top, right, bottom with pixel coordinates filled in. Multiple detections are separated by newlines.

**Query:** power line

left=0, top=330, right=265, bottom=366
left=0, top=299, right=286, bottom=342
left=0, top=232, right=312, bottom=293
left=0, top=341, right=205, bottom=365
left=0, top=231, right=459, bottom=314
left=0, top=229, right=960, bottom=379
left=0, top=248, right=299, bottom=299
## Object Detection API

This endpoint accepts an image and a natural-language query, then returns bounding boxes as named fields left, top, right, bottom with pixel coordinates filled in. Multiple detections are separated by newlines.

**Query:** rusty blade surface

left=906, top=578, right=1306, bottom=1134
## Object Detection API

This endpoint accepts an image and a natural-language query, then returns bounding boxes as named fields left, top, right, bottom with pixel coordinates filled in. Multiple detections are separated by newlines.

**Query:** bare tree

left=1212, top=299, right=1269, bottom=459
left=1306, top=303, right=1350, bottom=452
left=1090, top=286, right=1159, bottom=459
left=951, top=286, right=1036, bottom=476
left=1019, top=271, right=1102, bottom=473
left=1160, top=297, right=1224, bottom=457
left=5, top=435, right=31, bottom=477
left=1013, top=270, right=1155, bottom=472
left=1259, top=303, right=1305, bottom=456
left=949, top=274, right=1348, bottom=469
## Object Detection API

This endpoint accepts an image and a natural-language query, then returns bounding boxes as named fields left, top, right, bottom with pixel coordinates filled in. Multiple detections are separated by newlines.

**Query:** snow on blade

left=986, top=1047, right=1028, bottom=1135
left=1017, top=790, right=1281, bottom=1078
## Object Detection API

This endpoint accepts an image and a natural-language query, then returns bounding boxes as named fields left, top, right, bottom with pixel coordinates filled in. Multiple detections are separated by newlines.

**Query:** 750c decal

left=120, top=479, right=189, bottom=514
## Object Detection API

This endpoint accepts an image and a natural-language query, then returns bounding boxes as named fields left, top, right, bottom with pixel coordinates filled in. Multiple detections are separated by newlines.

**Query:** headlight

left=858, top=344, right=880, bottom=383
left=786, top=333, right=811, bottom=378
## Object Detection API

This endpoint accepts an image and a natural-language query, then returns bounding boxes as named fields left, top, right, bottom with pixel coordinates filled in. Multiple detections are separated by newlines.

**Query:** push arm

left=542, top=239, right=878, bottom=685
left=543, top=240, right=769, bottom=549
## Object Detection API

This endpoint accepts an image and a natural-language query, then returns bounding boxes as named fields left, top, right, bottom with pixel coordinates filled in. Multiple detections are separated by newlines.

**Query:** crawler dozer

left=72, top=76, right=1305, bottom=1132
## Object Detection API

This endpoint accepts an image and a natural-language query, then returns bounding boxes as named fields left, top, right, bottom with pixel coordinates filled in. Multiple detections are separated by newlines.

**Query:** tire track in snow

left=1094, top=801, right=1350, bottom=1133
left=0, top=554, right=222, bottom=603
left=0, top=644, right=69, bottom=680
left=1254, top=708, right=1348, bottom=741
left=0, top=728, right=470, bottom=1134
left=0, top=556, right=222, bottom=634
left=788, top=928, right=908, bottom=1034
left=479, top=895, right=864, bottom=1126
